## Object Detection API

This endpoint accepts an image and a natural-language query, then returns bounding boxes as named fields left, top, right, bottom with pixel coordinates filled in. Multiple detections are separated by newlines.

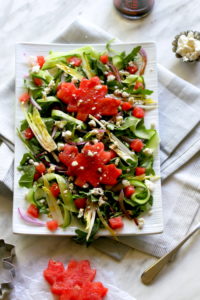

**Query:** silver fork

left=141, top=222, right=200, bottom=285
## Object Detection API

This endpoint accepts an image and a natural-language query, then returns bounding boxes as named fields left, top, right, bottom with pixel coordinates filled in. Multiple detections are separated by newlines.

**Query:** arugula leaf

left=42, top=118, right=55, bottom=134
left=106, top=80, right=123, bottom=92
left=105, top=38, right=117, bottom=54
left=17, top=129, right=41, bottom=154
left=115, top=116, right=141, bottom=131
left=123, top=46, right=141, bottom=66
left=133, top=123, right=156, bottom=140
left=125, top=87, right=153, bottom=96
left=139, top=155, right=155, bottom=176
left=73, top=219, right=100, bottom=246
left=18, top=165, right=35, bottom=188
left=20, top=119, right=29, bottom=131
left=91, top=59, right=107, bottom=76
left=19, top=153, right=35, bottom=166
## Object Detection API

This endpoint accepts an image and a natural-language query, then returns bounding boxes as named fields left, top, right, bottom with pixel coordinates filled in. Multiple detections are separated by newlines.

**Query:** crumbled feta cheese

left=138, top=218, right=145, bottom=229
left=62, top=130, right=72, bottom=139
left=67, top=177, right=73, bottom=182
left=107, top=74, right=116, bottom=81
left=29, top=159, right=34, bottom=164
left=116, top=115, right=123, bottom=122
left=97, top=131, right=104, bottom=140
left=176, top=31, right=200, bottom=61
left=145, top=180, right=155, bottom=192
left=122, top=179, right=130, bottom=187
left=107, top=123, right=115, bottom=130
left=83, top=183, right=89, bottom=188
left=80, top=166, right=84, bottom=170
left=105, top=64, right=110, bottom=70
left=100, top=120, right=108, bottom=125
left=71, top=161, right=78, bottom=166
left=76, top=125, right=82, bottom=130
left=119, top=70, right=129, bottom=76
left=148, top=209, right=153, bottom=216
left=27, top=55, right=37, bottom=67
left=43, top=80, right=55, bottom=95
left=128, top=96, right=135, bottom=104
left=48, top=80, right=55, bottom=88
left=57, top=199, right=61, bottom=204
left=116, top=115, right=123, bottom=126
left=88, top=120, right=96, bottom=127
left=90, top=188, right=104, bottom=196
left=68, top=183, right=74, bottom=190
left=128, top=61, right=135, bottom=66
left=55, top=121, right=65, bottom=129
left=98, top=196, right=106, bottom=206
left=72, top=78, right=78, bottom=84
left=104, top=71, right=108, bottom=75
left=122, top=91, right=130, bottom=98
left=150, top=122, right=156, bottom=129
left=31, top=65, right=40, bottom=73
left=143, top=148, right=153, bottom=156
left=87, top=150, right=95, bottom=157
left=94, top=85, right=102, bottom=90
left=91, top=106, right=96, bottom=111
left=92, top=139, right=99, bottom=144
left=57, top=143, right=65, bottom=151
left=114, top=89, right=122, bottom=96
left=78, top=208, right=84, bottom=218
left=77, top=99, right=83, bottom=106
left=42, top=91, right=47, bottom=97
left=91, top=129, right=99, bottom=135
left=114, top=157, right=120, bottom=166
left=39, top=199, right=46, bottom=204
left=33, top=162, right=39, bottom=166
left=77, top=137, right=84, bottom=142
left=47, top=165, right=56, bottom=173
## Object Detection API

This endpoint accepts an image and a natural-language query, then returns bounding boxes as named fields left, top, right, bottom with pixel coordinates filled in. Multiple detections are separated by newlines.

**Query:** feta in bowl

left=172, top=31, right=200, bottom=62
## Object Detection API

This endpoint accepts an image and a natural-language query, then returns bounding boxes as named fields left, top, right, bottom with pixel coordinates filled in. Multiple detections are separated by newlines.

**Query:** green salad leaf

left=18, top=165, right=35, bottom=188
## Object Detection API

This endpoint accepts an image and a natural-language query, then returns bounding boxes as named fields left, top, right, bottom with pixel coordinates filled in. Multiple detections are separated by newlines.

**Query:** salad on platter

left=17, top=42, right=159, bottom=244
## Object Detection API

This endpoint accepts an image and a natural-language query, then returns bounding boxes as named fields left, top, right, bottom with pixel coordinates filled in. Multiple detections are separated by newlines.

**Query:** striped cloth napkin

left=1, top=18, right=199, bottom=260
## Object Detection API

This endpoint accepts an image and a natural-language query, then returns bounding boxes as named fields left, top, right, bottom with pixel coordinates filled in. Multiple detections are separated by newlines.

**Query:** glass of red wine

left=113, top=0, right=155, bottom=20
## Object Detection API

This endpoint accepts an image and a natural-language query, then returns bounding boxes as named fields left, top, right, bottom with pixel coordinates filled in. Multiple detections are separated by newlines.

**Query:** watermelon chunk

left=44, top=259, right=108, bottom=300
left=59, top=142, right=121, bottom=187
left=43, top=260, right=65, bottom=285
left=57, top=76, right=120, bottom=121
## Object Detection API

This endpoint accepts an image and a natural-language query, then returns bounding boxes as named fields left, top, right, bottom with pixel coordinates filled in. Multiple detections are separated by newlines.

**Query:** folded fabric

left=0, top=18, right=199, bottom=260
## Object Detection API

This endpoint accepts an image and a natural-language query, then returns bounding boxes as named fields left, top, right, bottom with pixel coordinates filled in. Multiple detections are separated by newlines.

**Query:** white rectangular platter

left=13, top=42, right=163, bottom=236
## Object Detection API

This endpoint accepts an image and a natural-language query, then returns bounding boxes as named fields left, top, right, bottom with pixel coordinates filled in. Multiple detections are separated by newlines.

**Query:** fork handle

left=141, top=224, right=200, bottom=285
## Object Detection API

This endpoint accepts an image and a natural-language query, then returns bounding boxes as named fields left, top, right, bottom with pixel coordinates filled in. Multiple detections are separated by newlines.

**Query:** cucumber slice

left=112, top=55, right=123, bottom=69
left=25, top=188, right=35, bottom=204
left=62, top=204, right=71, bottom=228
left=128, top=180, right=151, bottom=205
left=34, top=187, right=46, bottom=201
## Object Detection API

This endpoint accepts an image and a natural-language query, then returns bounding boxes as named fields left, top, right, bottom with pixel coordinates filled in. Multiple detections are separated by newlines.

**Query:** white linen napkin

left=0, top=18, right=199, bottom=259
